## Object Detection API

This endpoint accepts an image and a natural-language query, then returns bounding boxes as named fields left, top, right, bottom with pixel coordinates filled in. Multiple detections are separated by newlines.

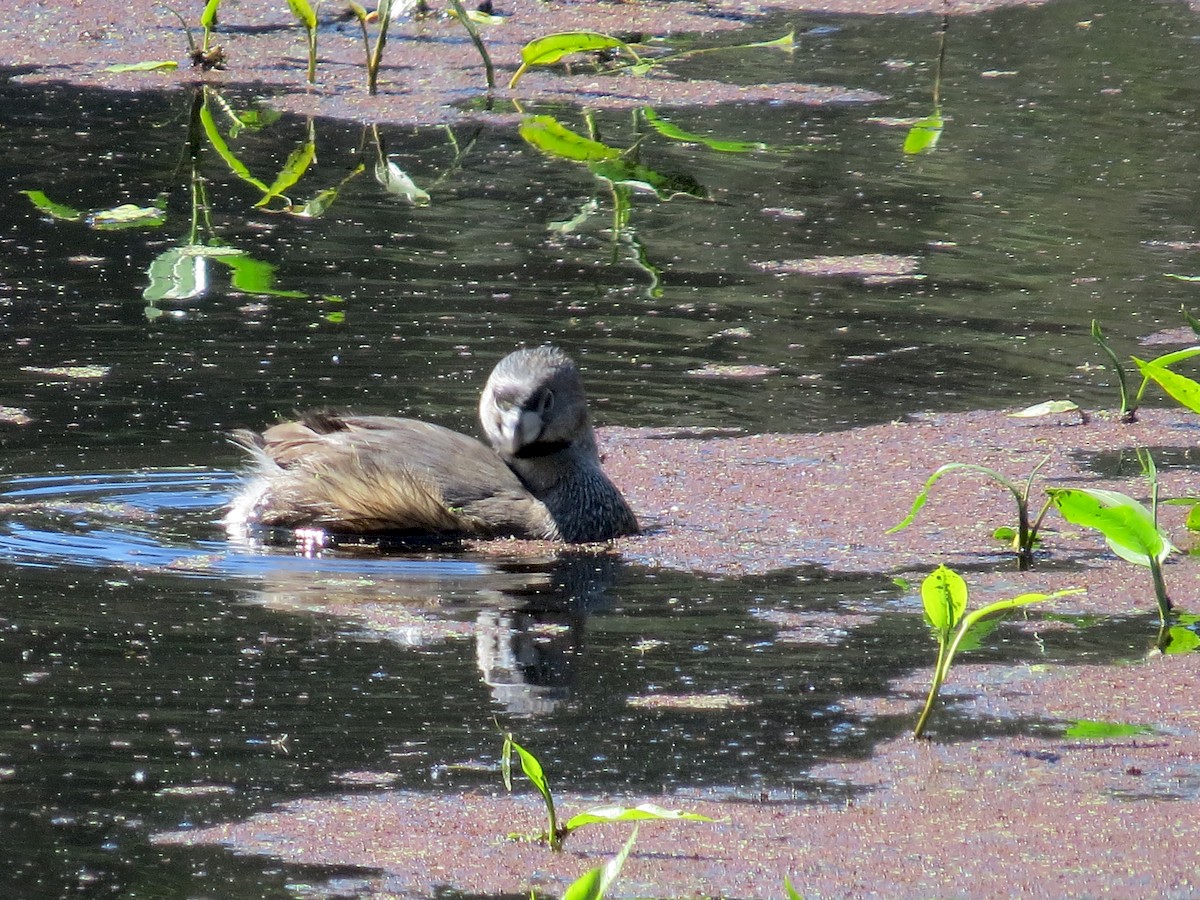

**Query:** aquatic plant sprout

left=1047, top=486, right=1173, bottom=626
left=347, top=0, right=393, bottom=95
left=1091, top=314, right=1200, bottom=422
left=912, top=565, right=1082, bottom=739
left=887, top=457, right=1054, bottom=570
left=284, top=0, right=320, bottom=85
left=500, top=733, right=713, bottom=851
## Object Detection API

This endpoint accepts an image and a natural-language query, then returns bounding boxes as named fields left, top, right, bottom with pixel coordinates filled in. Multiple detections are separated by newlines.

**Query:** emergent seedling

left=500, top=732, right=712, bottom=851
left=887, top=457, right=1054, bottom=570
left=1047, top=451, right=1175, bottom=632
left=913, top=564, right=1082, bottom=739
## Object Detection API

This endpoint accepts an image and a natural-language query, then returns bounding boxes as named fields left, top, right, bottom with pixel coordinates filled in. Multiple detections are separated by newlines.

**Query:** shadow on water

left=0, top=468, right=1162, bottom=894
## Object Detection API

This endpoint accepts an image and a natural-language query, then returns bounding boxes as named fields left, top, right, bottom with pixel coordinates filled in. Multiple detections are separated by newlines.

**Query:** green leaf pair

left=913, top=565, right=1083, bottom=738
left=501, top=732, right=712, bottom=852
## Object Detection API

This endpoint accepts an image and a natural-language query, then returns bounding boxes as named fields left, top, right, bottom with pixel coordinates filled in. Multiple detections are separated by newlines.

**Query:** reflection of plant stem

left=370, top=124, right=386, bottom=168
left=426, top=125, right=484, bottom=189
left=932, top=2, right=949, bottom=108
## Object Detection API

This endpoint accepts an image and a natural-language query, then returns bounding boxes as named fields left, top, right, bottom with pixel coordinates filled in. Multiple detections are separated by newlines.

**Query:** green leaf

left=1048, top=487, right=1172, bottom=566
left=887, top=462, right=1021, bottom=534
left=562, top=826, right=637, bottom=900
left=641, top=108, right=768, bottom=153
left=1143, top=345, right=1200, bottom=369
left=200, top=0, right=222, bottom=31
left=232, top=108, right=282, bottom=133
left=106, top=60, right=179, bottom=72
left=953, top=615, right=1002, bottom=653
left=1162, top=626, right=1200, bottom=655
left=1008, top=399, right=1081, bottom=418
left=214, top=253, right=308, bottom=298
left=199, top=99, right=271, bottom=194
left=747, top=28, right=796, bottom=50
left=1133, top=357, right=1200, bottom=415
left=563, top=803, right=714, bottom=832
left=589, top=158, right=708, bottom=200
left=518, top=31, right=634, bottom=67
left=500, top=733, right=514, bottom=791
left=20, top=190, right=83, bottom=222
left=519, top=115, right=620, bottom=163
left=286, top=0, right=317, bottom=30
left=921, top=564, right=967, bottom=633
left=509, top=32, right=639, bottom=88
left=1183, top=306, right=1200, bottom=337
left=784, top=876, right=806, bottom=900
left=86, top=202, right=168, bottom=230
left=254, top=138, right=317, bottom=208
left=903, top=109, right=944, bottom=154
left=448, top=5, right=505, bottom=24
left=1187, top=503, right=1200, bottom=532
left=961, top=590, right=1074, bottom=633
left=1064, top=719, right=1154, bottom=740
left=511, top=740, right=547, bottom=794
left=278, top=163, right=365, bottom=218
left=288, top=188, right=340, bottom=218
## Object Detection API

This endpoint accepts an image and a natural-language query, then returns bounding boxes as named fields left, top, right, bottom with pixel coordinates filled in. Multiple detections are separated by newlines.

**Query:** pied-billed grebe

left=224, top=346, right=638, bottom=543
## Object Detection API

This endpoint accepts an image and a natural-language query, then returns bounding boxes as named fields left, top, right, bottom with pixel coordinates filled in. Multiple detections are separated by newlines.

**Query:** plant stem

left=1019, top=495, right=1056, bottom=571
left=306, top=27, right=317, bottom=84
left=368, top=0, right=392, bottom=95
left=1149, top=555, right=1172, bottom=626
left=913, top=638, right=949, bottom=739
left=1091, top=319, right=1135, bottom=421
left=445, top=0, right=495, bottom=90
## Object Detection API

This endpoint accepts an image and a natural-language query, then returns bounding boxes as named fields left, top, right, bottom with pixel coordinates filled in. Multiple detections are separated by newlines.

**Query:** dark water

left=1, top=0, right=1198, bottom=895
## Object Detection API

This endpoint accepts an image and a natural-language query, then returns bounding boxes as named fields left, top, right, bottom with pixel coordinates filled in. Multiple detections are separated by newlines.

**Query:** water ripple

left=0, top=470, right=495, bottom=581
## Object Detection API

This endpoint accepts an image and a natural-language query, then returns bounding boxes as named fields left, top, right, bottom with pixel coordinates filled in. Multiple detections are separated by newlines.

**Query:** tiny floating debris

left=686, top=364, right=780, bottom=379
left=627, top=692, right=753, bottom=711
left=21, top=365, right=111, bottom=380
left=0, top=406, right=32, bottom=425
left=754, top=253, right=922, bottom=285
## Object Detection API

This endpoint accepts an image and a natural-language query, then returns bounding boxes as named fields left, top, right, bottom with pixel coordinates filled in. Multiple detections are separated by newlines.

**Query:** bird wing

left=234, top=415, right=557, bottom=538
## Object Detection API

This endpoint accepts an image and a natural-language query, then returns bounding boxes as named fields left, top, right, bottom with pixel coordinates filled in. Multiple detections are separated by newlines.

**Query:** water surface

left=2, top=0, right=1199, bottom=894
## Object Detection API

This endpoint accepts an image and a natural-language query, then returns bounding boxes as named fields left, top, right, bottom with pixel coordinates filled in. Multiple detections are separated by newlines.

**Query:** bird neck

left=504, top=427, right=600, bottom=496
